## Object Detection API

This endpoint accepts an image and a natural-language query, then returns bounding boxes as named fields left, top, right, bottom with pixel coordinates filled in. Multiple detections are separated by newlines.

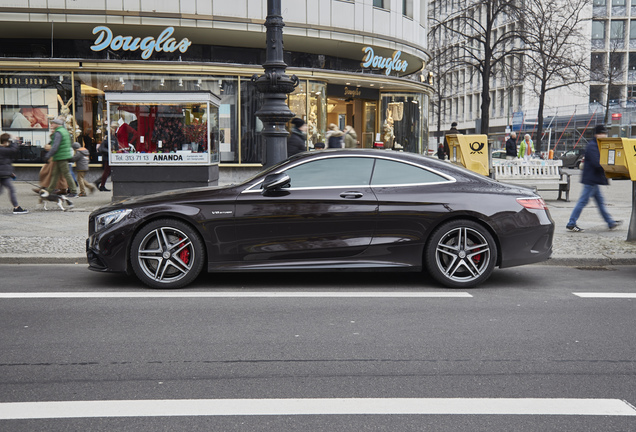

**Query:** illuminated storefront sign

left=361, top=47, right=408, bottom=76
left=91, top=26, right=192, bottom=60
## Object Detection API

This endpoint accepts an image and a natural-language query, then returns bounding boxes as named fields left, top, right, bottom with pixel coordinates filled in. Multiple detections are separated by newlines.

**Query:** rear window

left=371, top=159, right=450, bottom=185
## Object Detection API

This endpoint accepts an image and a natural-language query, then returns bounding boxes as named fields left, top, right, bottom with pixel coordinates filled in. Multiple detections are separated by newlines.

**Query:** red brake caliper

left=178, top=238, right=190, bottom=264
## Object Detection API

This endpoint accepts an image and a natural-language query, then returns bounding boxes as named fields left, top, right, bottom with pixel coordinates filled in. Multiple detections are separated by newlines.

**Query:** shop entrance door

left=326, top=97, right=377, bottom=148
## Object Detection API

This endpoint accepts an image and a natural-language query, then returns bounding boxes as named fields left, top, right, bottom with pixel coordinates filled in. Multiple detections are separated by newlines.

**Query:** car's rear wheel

left=130, top=219, right=205, bottom=289
left=424, top=219, right=497, bottom=288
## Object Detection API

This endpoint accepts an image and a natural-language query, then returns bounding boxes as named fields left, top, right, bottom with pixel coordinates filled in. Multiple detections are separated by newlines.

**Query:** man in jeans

left=44, top=117, right=77, bottom=198
left=566, top=124, right=621, bottom=232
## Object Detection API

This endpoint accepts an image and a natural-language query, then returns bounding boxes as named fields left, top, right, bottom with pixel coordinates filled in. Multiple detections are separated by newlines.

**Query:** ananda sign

left=91, top=26, right=192, bottom=60
left=361, top=47, right=408, bottom=76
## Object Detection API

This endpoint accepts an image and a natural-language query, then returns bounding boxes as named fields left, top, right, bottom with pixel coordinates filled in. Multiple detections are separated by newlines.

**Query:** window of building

left=592, top=21, right=606, bottom=40
left=590, top=85, right=604, bottom=104
left=612, top=0, right=625, bottom=6
left=609, top=84, right=623, bottom=102
left=593, top=0, right=606, bottom=6
left=631, top=21, right=636, bottom=39
left=591, top=53, right=606, bottom=78
left=610, top=52, right=625, bottom=74
left=610, top=20, right=625, bottom=40
left=629, top=52, right=636, bottom=72
left=403, top=0, right=413, bottom=18
left=373, top=0, right=385, bottom=8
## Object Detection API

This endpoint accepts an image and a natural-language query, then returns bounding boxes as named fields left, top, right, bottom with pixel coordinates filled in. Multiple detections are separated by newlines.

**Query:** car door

left=234, top=155, right=378, bottom=262
left=368, top=157, right=455, bottom=255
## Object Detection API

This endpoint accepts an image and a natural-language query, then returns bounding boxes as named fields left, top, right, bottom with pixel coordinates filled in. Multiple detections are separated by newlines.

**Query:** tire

left=424, top=219, right=497, bottom=288
left=130, top=219, right=205, bottom=289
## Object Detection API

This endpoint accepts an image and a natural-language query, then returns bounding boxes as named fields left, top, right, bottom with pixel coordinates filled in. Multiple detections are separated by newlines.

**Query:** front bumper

left=86, top=213, right=136, bottom=273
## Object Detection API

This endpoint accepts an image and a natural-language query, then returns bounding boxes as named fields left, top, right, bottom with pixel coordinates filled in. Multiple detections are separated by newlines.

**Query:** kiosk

left=105, top=92, right=221, bottom=199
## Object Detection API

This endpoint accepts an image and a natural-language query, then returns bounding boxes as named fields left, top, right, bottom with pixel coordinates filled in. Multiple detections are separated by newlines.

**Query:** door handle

left=340, top=191, right=364, bottom=199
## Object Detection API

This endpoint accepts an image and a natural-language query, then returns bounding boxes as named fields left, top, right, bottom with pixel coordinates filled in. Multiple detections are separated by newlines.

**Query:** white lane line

left=574, top=293, right=636, bottom=299
left=0, top=398, right=634, bottom=419
left=0, top=292, right=472, bottom=299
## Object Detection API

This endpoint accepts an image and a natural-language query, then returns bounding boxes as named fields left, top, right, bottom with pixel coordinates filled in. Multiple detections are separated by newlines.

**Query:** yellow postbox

left=445, top=134, right=489, bottom=176
left=597, top=138, right=636, bottom=181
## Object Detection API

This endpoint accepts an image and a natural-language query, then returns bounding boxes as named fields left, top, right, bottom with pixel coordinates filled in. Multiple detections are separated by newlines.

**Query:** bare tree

left=427, top=20, right=462, bottom=150
left=430, top=0, right=524, bottom=135
left=522, top=0, right=591, bottom=154
left=602, top=41, right=626, bottom=124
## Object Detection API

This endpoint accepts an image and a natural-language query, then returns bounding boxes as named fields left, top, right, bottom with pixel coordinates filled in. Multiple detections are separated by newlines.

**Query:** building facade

left=0, top=0, right=432, bottom=183
left=428, top=0, right=597, bottom=152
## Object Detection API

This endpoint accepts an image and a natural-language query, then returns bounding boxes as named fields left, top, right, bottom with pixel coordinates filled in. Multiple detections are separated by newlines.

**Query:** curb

left=2, top=256, right=636, bottom=267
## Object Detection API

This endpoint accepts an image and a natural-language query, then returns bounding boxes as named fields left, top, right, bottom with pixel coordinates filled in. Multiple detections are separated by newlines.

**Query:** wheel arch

left=125, top=212, right=209, bottom=275
left=424, top=214, right=503, bottom=267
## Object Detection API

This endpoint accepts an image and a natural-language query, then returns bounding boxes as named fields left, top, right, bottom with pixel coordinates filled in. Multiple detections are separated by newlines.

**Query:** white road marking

left=574, top=293, right=636, bottom=299
left=0, top=292, right=472, bottom=299
left=0, top=398, right=634, bottom=419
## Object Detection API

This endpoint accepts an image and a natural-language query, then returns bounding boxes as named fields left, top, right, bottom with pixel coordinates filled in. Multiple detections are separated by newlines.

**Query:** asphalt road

left=1, top=264, right=635, bottom=431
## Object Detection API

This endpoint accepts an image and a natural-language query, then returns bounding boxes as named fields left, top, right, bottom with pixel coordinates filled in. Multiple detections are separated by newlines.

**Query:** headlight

left=95, top=209, right=132, bottom=232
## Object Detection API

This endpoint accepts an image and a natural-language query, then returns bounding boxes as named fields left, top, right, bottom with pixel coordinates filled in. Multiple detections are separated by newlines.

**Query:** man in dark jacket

left=287, top=118, right=307, bottom=156
left=505, top=132, right=517, bottom=159
left=566, top=124, right=621, bottom=232
left=0, top=133, right=28, bottom=214
left=443, top=122, right=459, bottom=160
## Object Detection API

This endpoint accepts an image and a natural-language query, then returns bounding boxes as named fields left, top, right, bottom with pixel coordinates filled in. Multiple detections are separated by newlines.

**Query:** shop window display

left=380, top=93, right=427, bottom=154
left=106, top=92, right=220, bottom=165
left=0, top=72, right=73, bottom=162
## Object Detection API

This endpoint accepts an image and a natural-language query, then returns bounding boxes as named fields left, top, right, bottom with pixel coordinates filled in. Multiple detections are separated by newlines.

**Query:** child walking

left=71, top=142, right=96, bottom=196
left=0, top=133, right=28, bottom=214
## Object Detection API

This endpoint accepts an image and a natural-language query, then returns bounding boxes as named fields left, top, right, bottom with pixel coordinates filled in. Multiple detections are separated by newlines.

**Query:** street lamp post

left=252, top=0, right=299, bottom=168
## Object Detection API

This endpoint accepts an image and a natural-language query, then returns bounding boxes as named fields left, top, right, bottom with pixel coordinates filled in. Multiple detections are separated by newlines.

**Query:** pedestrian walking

left=95, top=121, right=117, bottom=192
left=0, top=133, right=28, bottom=214
left=443, top=122, right=459, bottom=160
left=505, top=132, right=517, bottom=160
left=326, top=123, right=344, bottom=148
left=287, top=117, right=307, bottom=156
left=437, top=142, right=446, bottom=160
left=343, top=125, right=358, bottom=148
left=71, top=142, right=96, bottom=196
left=44, top=117, right=77, bottom=198
left=566, top=124, right=622, bottom=233
left=518, top=134, right=535, bottom=160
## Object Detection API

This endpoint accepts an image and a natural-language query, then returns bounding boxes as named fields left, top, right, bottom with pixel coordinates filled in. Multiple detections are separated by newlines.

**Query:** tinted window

left=284, top=157, right=375, bottom=188
left=371, top=158, right=449, bottom=185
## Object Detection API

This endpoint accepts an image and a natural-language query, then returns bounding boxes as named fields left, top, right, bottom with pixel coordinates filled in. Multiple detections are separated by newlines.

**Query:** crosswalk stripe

left=574, top=293, right=636, bottom=298
left=0, top=398, right=634, bottom=419
left=0, top=292, right=472, bottom=299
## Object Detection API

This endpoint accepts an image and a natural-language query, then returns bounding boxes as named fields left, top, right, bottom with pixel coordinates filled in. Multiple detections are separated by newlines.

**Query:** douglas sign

left=90, top=26, right=192, bottom=59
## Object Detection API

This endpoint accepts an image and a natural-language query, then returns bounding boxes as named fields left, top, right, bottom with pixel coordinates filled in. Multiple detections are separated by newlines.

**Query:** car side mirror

left=261, top=172, right=290, bottom=193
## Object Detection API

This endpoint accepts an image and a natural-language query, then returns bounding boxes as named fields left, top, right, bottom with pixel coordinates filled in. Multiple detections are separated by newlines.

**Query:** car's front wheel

left=130, top=219, right=205, bottom=289
left=424, top=219, right=497, bottom=288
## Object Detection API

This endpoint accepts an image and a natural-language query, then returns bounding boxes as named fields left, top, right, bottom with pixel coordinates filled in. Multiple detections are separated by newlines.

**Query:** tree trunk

left=480, top=63, right=491, bottom=135
left=535, top=79, right=547, bottom=155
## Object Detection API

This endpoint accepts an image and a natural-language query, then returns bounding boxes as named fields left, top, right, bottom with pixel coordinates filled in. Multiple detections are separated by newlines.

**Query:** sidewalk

left=1, top=170, right=635, bottom=265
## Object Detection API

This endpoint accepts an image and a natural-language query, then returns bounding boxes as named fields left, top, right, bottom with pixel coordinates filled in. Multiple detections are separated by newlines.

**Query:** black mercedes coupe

left=87, top=149, right=554, bottom=289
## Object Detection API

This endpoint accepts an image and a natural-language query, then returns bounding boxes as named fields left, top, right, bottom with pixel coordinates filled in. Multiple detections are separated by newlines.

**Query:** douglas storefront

left=0, top=19, right=431, bottom=183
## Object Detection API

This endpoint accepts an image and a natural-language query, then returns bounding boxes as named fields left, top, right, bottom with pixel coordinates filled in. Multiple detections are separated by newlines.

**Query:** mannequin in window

left=383, top=114, right=394, bottom=149
left=116, top=117, right=139, bottom=152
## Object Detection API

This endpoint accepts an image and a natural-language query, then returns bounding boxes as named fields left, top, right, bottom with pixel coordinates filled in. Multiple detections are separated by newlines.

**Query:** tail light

left=516, top=197, right=548, bottom=210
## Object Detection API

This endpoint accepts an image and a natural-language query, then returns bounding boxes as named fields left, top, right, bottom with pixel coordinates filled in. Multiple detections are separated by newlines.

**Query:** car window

left=283, top=157, right=375, bottom=188
left=371, top=158, right=449, bottom=185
